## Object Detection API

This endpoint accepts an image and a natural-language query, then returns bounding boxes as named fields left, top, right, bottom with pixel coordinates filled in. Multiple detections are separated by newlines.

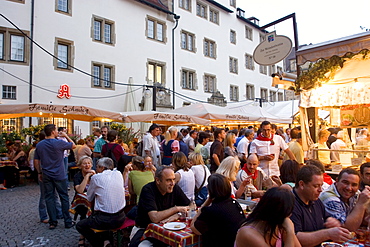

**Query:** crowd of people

left=1, top=121, right=370, bottom=247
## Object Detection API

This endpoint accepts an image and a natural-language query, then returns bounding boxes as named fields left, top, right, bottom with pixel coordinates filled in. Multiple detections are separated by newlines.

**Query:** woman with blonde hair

left=216, top=156, right=249, bottom=199
left=173, top=152, right=195, bottom=200
left=314, top=129, right=331, bottom=166
left=189, top=152, right=211, bottom=206
left=161, top=126, right=180, bottom=165
left=224, top=132, right=237, bottom=158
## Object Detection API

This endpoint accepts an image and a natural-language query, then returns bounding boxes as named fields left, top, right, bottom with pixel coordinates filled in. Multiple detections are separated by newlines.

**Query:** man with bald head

left=235, top=154, right=279, bottom=198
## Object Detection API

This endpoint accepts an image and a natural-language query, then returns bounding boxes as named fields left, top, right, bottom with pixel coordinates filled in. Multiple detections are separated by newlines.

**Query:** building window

left=181, top=69, right=195, bottom=90
left=196, top=2, right=207, bottom=19
left=260, top=33, right=266, bottom=42
left=2, top=85, right=16, bottom=99
left=209, top=9, right=219, bottom=24
left=230, top=85, right=239, bottom=101
left=245, top=26, right=252, bottom=40
left=230, top=30, right=236, bottom=44
left=10, top=34, right=24, bottom=62
left=260, top=88, right=268, bottom=100
left=181, top=30, right=195, bottom=52
left=230, top=0, right=236, bottom=7
left=204, top=38, right=216, bottom=58
left=246, top=84, right=255, bottom=100
left=56, top=0, right=71, bottom=15
left=278, top=92, right=284, bottom=101
left=245, top=53, right=254, bottom=70
left=229, top=57, right=238, bottom=74
left=148, top=61, right=165, bottom=85
left=1, top=118, right=17, bottom=132
left=269, top=65, right=276, bottom=75
left=92, top=16, right=115, bottom=45
left=91, top=62, right=115, bottom=89
left=289, top=59, right=297, bottom=72
left=259, top=65, right=267, bottom=75
left=147, top=17, right=166, bottom=42
left=204, top=74, right=216, bottom=93
left=0, top=28, right=29, bottom=65
left=269, top=90, right=276, bottom=102
left=54, top=38, right=74, bottom=71
left=179, top=0, right=191, bottom=11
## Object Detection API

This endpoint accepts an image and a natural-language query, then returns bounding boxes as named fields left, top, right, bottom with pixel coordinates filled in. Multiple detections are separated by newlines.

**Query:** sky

left=239, top=0, right=369, bottom=46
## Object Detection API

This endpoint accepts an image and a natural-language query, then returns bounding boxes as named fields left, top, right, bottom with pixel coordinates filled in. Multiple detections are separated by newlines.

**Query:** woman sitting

left=173, top=152, right=195, bottom=201
left=235, top=187, right=301, bottom=247
left=191, top=173, right=246, bottom=247
left=72, top=156, right=95, bottom=247
left=11, top=143, right=29, bottom=186
left=277, top=160, right=302, bottom=190
left=216, top=156, right=247, bottom=199
left=189, top=152, right=211, bottom=206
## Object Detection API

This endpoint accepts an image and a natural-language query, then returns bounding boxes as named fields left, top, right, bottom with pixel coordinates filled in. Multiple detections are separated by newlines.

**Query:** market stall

left=296, top=31, right=370, bottom=167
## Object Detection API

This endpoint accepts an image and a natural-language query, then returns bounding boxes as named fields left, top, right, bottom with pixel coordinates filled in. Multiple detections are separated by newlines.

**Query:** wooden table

left=143, top=223, right=201, bottom=247
left=0, top=161, right=18, bottom=187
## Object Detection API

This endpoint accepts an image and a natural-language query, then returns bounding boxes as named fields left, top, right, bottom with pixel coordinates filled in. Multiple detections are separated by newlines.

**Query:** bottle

left=245, top=187, right=252, bottom=201
left=187, top=200, right=197, bottom=226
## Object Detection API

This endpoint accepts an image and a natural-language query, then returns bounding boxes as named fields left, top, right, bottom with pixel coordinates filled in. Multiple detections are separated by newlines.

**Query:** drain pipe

left=172, top=15, right=180, bottom=109
left=28, top=0, right=35, bottom=127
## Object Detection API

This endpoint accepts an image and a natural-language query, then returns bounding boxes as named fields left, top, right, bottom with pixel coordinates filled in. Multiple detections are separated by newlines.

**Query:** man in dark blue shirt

left=34, top=124, right=76, bottom=230
left=290, top=165, right=351, bottom=246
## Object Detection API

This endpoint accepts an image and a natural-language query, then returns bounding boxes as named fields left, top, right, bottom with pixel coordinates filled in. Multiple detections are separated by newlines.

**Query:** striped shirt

left=87, top=168, right=126, bottom=213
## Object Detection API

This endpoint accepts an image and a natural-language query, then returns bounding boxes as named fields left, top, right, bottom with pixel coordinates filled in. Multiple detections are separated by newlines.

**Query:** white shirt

left=250, top=134, right=288, bottom=177
left=87, top=169, right=126, bottom=213
left=237, top=137, right=250, bottom=154
left=142, top=132, right=161, bottom=166
left=176, top=169, right=196, bottom=201
left=191, top=164, right=211, bottom=189
left=330, top=139, right=347, bottom=162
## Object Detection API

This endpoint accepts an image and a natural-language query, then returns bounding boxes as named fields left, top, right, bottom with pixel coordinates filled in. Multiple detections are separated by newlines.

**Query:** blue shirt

left=35, top=138, right=73, bottom=180
left=94, top=137, right=107, bottom=153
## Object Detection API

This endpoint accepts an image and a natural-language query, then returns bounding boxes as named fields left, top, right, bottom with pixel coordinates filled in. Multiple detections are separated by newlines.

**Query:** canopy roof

left=171, top=103, right=293, bottom=124
left=0, top=103, right=123, bottom=122
left=121, top=110, right=210, bottom=125
left=297, top=32, right=370, bottom=65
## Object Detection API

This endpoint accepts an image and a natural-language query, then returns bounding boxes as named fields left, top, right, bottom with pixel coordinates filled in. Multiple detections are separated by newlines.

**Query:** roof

left=296, top=31, right=370, bottom=65
left=205, top=0, right=233, bottom=13
left=134, top=0, right=173, bottom=14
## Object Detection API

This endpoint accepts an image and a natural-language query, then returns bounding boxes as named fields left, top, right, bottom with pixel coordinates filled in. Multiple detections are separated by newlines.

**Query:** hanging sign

left=340, top=104, right=370, bottom=128
left=253, top=31, right=292, bottom=66
left=57, top=84, right=71, bottom=99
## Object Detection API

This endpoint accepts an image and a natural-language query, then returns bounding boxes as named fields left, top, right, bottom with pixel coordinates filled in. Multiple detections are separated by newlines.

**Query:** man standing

left=210, top=128, right=226, bottom=173
left=129, top=166, right=190, bottom=247
left=34, top=124, right=76, bottom=229
left=76, top=158, right=126, bottom=247
left=360, top=162, right=370, bottom=190
left=142, top=124, right=161, bottom=167
left=93, top=126, right=109, bottom=170
left=330, top=130, right=346, bottom=162
left=236, top=129, right=254, bottom=161
left=283, top=130, right=304, bottom=165
left=185, top=130, right=198, bottom=153
left=249, top=121, right=296, bottom=176
left=319, top=168, right=370, bottom=231
left=290, top=165, right=352, bottom=246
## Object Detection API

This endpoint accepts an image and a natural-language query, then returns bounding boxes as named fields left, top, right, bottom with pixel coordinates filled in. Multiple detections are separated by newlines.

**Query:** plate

left=163, top=222, right=186, bottom=231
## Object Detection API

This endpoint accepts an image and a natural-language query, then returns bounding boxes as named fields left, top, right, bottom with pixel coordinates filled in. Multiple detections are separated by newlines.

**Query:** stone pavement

left=0, top=181, right=80, bottom=247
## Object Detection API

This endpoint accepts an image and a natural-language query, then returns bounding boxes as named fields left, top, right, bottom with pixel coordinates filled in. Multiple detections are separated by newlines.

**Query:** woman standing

left=173, top=152, right=195, bottom=201
left=191, top=173, right=246, bottom=247
left=161, top=127, right=180, bottom=165
left=189, top=152, right=210, bottom=206
left=224, top=132, right=237, bottom=158
left=235, top=187, right=301, bottom=247
left=315, top=129, right=331, bottom=167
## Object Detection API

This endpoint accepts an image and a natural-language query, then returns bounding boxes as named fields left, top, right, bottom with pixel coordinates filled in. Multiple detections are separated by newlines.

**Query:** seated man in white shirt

left=76, top=157, right=126, bottom=247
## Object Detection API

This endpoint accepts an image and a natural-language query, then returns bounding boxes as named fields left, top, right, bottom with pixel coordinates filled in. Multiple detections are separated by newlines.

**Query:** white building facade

left=0, top=0, right=288, bottom=137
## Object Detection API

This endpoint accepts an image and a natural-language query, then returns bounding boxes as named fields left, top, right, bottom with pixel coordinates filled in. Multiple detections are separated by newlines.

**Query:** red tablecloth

left=143, top=223, right=202, bottom=247
left=0, top=161, right=18, bottom=168
left=69, top=193, right=92, bottom=217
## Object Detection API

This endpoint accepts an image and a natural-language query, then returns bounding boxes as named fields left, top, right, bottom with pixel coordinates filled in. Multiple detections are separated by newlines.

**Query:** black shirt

left=290, top=189, right=329, bottom=246
left=210, top=140, right=224, bottom=173
left=194, top=198, right=246, bottom=247
left=135, top=181, right=190, bottom=228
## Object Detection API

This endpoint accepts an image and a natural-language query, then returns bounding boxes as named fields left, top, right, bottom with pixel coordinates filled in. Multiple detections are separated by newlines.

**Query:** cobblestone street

left=0, top=181, right=80, bottom=247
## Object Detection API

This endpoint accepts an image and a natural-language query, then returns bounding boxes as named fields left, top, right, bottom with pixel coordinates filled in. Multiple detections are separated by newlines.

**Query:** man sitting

left=360, top=162, right=370, bottom=191
left=76, top=157, right=126, bottom=247
left=319, top=168, right=370, bottom=231
left=235, top=154, right=279, bottom=198
left=290, top=165, right=351, bottom=246
left=129, top=166, right=190, bottom=247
